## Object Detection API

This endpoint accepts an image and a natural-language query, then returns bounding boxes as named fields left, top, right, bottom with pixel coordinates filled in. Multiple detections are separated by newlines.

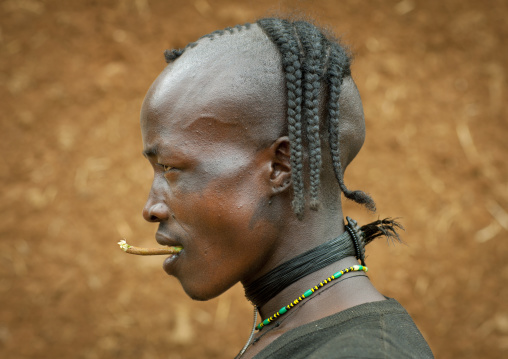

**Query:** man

left=138, top=18, right=433, bottom=358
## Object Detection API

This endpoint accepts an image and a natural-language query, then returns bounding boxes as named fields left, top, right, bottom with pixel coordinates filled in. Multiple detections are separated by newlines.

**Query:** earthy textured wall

left=1, top=0, right=507, bottom=358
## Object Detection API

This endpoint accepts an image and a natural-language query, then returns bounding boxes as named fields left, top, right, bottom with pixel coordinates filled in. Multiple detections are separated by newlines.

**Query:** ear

left=269, top=136, right=292, bottom=194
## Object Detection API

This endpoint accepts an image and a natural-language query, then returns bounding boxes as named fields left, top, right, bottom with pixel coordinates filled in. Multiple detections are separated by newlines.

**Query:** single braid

left=294, top=21, right=325, bottom=209
left=201, top=29, right=226, bottom=40
left=258, top=18, right=306, bottom=216
left=325, top=43, right=376, bottom=211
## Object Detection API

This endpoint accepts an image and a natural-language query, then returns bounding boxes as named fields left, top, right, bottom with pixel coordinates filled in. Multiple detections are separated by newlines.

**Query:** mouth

left=155, top=233, right=185, bottom=275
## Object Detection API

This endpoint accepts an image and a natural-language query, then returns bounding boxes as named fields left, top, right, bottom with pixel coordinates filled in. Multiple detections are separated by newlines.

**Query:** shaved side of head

left=147, top=24, right=286, bottom=149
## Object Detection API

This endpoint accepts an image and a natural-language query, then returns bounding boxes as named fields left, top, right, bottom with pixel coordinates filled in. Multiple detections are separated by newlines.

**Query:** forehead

left=141, top=24, right=285, bottom=149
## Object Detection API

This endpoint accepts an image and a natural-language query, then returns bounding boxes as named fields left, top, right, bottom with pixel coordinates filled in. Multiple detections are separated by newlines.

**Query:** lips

left=155, top=232, right=183, bottom=248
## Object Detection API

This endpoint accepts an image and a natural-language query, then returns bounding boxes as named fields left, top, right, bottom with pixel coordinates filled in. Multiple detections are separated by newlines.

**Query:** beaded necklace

left=256, top=264, right=368, bottom=330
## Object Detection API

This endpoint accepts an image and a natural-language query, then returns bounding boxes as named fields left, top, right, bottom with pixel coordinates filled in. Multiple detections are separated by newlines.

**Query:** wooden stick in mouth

left=118, top=240, right=183, bottom=256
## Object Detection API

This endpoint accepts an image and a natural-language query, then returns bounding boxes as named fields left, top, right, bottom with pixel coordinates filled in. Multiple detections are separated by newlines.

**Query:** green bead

left=304, top=289, right=314, bottom=297
left=279, top=307, right=287, bottom=315
left=333, top=271, right=343, bottom=278
left=263, top=318, right=270, bottom=326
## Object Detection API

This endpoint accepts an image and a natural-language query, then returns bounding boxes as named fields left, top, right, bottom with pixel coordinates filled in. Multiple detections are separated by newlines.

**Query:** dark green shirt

left=253, top=298, right=433, bottom=359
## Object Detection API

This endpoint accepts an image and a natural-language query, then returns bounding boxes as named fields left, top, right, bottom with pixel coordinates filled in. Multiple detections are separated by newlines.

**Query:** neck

left=237, top=215, right=404, bottom=359
left=243, top=228, right=357, bottom=307
left=242, top=200, right=346, bottom=286
left=247, top=213, right=388, bottom=324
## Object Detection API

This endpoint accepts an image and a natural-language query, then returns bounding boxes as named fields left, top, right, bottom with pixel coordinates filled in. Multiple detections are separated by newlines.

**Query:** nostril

left=143, top=202, right=169, bottom=222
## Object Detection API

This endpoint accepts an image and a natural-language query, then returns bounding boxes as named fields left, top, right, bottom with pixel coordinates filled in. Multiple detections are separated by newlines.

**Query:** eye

left=158, top=163, right=172, bottom=172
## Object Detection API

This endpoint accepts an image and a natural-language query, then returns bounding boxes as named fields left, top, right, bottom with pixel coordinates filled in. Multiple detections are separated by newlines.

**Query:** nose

left=143, top=202, right=170, bottom=222
left=142, top=184, right=170, bottom=222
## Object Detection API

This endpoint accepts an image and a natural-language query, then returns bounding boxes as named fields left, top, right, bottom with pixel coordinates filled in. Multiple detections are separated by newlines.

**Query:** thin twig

left=118, top=240, right=182, bottom=255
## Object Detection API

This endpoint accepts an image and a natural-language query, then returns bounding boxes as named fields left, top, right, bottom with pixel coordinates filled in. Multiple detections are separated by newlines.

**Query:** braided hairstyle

left=164, top=18, right=376, bottom=217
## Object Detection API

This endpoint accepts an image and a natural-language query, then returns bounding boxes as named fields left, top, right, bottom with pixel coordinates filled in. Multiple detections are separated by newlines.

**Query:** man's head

left=163, top=19, right=374, bottom=215
left=140, top=19, right=374, bottom=300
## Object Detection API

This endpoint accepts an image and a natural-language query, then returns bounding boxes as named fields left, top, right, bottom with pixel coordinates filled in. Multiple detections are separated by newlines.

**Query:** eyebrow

left=142, top=145, right=158, bottom=158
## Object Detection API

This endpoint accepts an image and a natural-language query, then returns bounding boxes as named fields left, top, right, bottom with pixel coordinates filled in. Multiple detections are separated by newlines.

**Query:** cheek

left=170, top=168, right=266, bottom=240
left=181, top=180, right=261, bottom=232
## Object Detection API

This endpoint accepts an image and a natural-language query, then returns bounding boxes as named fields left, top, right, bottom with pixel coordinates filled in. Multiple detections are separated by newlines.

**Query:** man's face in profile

left=139, top=28, right=286, bottom=301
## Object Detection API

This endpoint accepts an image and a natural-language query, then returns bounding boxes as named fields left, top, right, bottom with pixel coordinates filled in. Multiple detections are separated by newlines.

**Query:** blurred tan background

left=1, top=0, right=507, bottom=358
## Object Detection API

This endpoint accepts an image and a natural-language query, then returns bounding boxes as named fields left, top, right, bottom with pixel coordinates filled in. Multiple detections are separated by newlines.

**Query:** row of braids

left=257, top=18, right=306, bottom=216
left=257, top=18, right=376, bottom=215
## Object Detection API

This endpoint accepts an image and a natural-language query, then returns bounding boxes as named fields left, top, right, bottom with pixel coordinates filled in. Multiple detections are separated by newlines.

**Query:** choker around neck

left=243, top=217, right=402, bottom=308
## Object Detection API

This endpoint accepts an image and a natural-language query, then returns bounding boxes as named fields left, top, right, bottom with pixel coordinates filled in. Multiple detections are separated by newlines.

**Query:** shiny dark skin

left=140, top=24, right=385, bottom=357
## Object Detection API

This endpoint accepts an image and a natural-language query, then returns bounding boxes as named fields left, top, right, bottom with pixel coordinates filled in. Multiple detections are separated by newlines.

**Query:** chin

left=180, top=280, right=229, bottom=302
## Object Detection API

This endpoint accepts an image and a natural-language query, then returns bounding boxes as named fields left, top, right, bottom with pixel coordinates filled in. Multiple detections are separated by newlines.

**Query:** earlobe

left=269, top=136, right=292, bottom=194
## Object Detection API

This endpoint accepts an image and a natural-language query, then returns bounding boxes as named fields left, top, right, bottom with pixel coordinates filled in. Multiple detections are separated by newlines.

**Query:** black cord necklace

left=244, top=223, right=359, bottom=308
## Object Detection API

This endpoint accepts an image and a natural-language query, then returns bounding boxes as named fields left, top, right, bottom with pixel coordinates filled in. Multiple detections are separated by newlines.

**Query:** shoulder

left=254, top=298, right=434, bottom=359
